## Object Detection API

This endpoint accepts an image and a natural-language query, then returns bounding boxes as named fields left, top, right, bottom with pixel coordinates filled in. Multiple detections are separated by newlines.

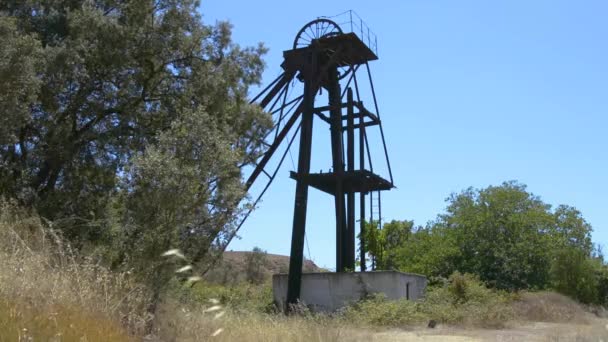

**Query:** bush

left=342, top=272, right=515, bottom=328
left=245, top=247, right=270, bottom=285
left=423, top=272, right=515, bottom=327
left=341, top=294, right=425, bottom=326
left=593, top=262, right=608, bottom=305
left=169, top=279, right=275, bottom=314
left=550, top=248, right=599, bottom=304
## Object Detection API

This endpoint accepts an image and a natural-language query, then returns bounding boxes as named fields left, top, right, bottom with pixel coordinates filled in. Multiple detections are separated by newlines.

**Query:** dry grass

left=0, top=201, right=369, bottom=341
left=0, top=201, right=150, bottom=340
left=0, top=298, right=134, bottom=341
left=511, top=291, right=591, bottom=324
left=153, top=301, right=371, bottom=342
left=0, top=200, right=602, bottom=341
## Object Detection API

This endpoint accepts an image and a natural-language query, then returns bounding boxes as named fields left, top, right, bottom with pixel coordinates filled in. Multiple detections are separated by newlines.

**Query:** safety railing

left=321, top=10, right=378, bottom=56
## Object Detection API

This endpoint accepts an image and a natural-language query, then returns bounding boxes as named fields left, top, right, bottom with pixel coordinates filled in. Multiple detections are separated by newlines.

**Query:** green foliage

left=439, top=181, right=554, bottom=290
left=171, top=279, right=274, bottom=313
left=0, top=1, right=270, bottom=295
left=0, top=0, right=268, bottom=229
left=549, top=205, right=594, bottom=255
left=550, top=247, right=599, bottom=304
left=363, top=219, right=413, bottom=270
left=423, top=272, right=515, bottom=327
left=385, top=182, right=599, bottom=296
left=245, top=247, right=270, bottom=285
left=0, top=17, right=42, bottom=146
left=365, top=181, right=605, bottom=305
left=342, top=272, right=514, bottom=328
left=361, top=220, right=380, bottom=269
left=592, top=258, right=608, bottom=305
left=342, top=294, right=424, bottom=326
left=393, top=225, right=459, bottom=277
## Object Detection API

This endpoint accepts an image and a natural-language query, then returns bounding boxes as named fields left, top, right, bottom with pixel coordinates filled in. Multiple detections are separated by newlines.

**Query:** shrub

left=341, top=294, right=425, bottom=326
left=245, top=247, right=270, bottom=285
left=342, top=272, right=514, bottom=328
left=550, top=247, right=599, bottom=304
left=170, top=279, right=274, bottom=314
left=423, top=272, right=515, bottom=327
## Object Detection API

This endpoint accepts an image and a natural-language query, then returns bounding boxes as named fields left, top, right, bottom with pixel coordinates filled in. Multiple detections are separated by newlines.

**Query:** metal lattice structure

left=236, top=12, right=394, bottom=309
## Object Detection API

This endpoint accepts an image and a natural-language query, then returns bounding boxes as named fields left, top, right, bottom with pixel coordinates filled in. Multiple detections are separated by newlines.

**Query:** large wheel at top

left=293, top=18, right=342, bottom=49
left=293, top=19, right=351, bottom=80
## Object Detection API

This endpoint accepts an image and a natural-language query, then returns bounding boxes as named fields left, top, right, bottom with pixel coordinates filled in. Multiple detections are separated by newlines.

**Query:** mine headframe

left=234, top=13, right=394, bottom=309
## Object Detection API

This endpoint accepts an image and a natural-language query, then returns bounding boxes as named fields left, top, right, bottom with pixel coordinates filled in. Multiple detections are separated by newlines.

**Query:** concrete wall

left=272, top=271, right=427, bottom=312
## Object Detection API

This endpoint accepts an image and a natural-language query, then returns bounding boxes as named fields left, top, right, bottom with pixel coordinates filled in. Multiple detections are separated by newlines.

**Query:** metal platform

left=282, top=33, right=378, bottom=78
left=290, top=170, right=393, bottom=195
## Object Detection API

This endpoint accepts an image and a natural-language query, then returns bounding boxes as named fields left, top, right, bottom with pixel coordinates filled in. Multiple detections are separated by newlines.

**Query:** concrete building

left=273, top=271, right=427, bottom=312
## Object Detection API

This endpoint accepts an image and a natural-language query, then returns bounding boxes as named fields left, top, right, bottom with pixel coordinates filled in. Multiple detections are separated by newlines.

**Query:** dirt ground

left=370, top=318, right=608, bottom=342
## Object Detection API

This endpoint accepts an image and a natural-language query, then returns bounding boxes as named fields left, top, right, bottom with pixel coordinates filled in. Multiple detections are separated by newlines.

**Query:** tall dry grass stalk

left=153, top=301, right=370, bottom=342
left=156, top=247, right=370, bottom=341
left=0, top=201, right=151, bottom=340
left=0, top=201, right=366, bottom=341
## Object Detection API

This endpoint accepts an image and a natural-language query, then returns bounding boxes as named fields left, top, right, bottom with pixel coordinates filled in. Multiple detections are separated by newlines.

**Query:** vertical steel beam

left=286, top=59, right=315, bottom=311
left=369, top=190, right=375, bottom=270
left=346, top=88, right=356, bottom=270
left=328, top=67, right=346, bottom=272
left=359, top=90, right=367, bottom=272
left=378, top=190, right=382, bottom=230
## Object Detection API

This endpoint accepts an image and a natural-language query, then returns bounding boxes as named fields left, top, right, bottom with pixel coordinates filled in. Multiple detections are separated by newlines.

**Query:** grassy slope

left=1, top=203, right=604, bottom=341
left=203, top=250, right=325, bottom=285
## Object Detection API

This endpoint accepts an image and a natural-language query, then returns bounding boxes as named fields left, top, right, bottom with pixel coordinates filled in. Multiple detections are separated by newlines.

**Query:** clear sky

left=201, top=0, right=608, bottom=270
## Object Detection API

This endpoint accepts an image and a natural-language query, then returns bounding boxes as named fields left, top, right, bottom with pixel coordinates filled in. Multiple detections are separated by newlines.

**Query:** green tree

left=394, top=223, right=460, bottom=278
left=550, top=247, right=598, bottom=304
left=0, top=17, right=42, bottom=146
left=382, top=220, right=413, bottom=269
left=549, top=205, right=593, bottom=255
left=0, top=16, right=43, bottom=199
left=0, top=0, right=271, bottom=300
left=364, top=220, right=413, bottom=270
left=362, top=220, right=381, bottom=269
left=0, top=0, right=268, bottom=244
left=441, top=181, right=555, bottom=290
left=390, top=181, right=596, bottom=293
left=245, top=247, right=269, bottom=284
left=545, top=206, right=601, bottom=303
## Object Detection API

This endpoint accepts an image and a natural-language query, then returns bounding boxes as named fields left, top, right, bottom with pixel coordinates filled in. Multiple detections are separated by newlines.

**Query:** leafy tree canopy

left=0, top=0, right=271, bottom=284
left=367, top=181, right=597, bottom=293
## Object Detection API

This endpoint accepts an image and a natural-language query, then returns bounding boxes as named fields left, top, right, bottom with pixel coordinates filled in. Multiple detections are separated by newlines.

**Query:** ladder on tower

left=368, top=189, right=384, bottom=271
left=370, top=190, right=382, bottom=230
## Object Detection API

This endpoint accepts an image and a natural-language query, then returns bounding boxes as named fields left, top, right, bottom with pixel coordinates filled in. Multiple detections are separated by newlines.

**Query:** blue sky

left=201, top=1, right=608, bottom=270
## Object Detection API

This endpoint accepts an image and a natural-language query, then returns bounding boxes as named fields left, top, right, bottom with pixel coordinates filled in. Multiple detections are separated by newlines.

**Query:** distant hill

left=204, top=251, right=325, bottom=285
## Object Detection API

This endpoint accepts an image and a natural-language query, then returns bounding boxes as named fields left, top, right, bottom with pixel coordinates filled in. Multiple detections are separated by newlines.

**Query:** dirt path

left=369, top=319, right=608, bottom=341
